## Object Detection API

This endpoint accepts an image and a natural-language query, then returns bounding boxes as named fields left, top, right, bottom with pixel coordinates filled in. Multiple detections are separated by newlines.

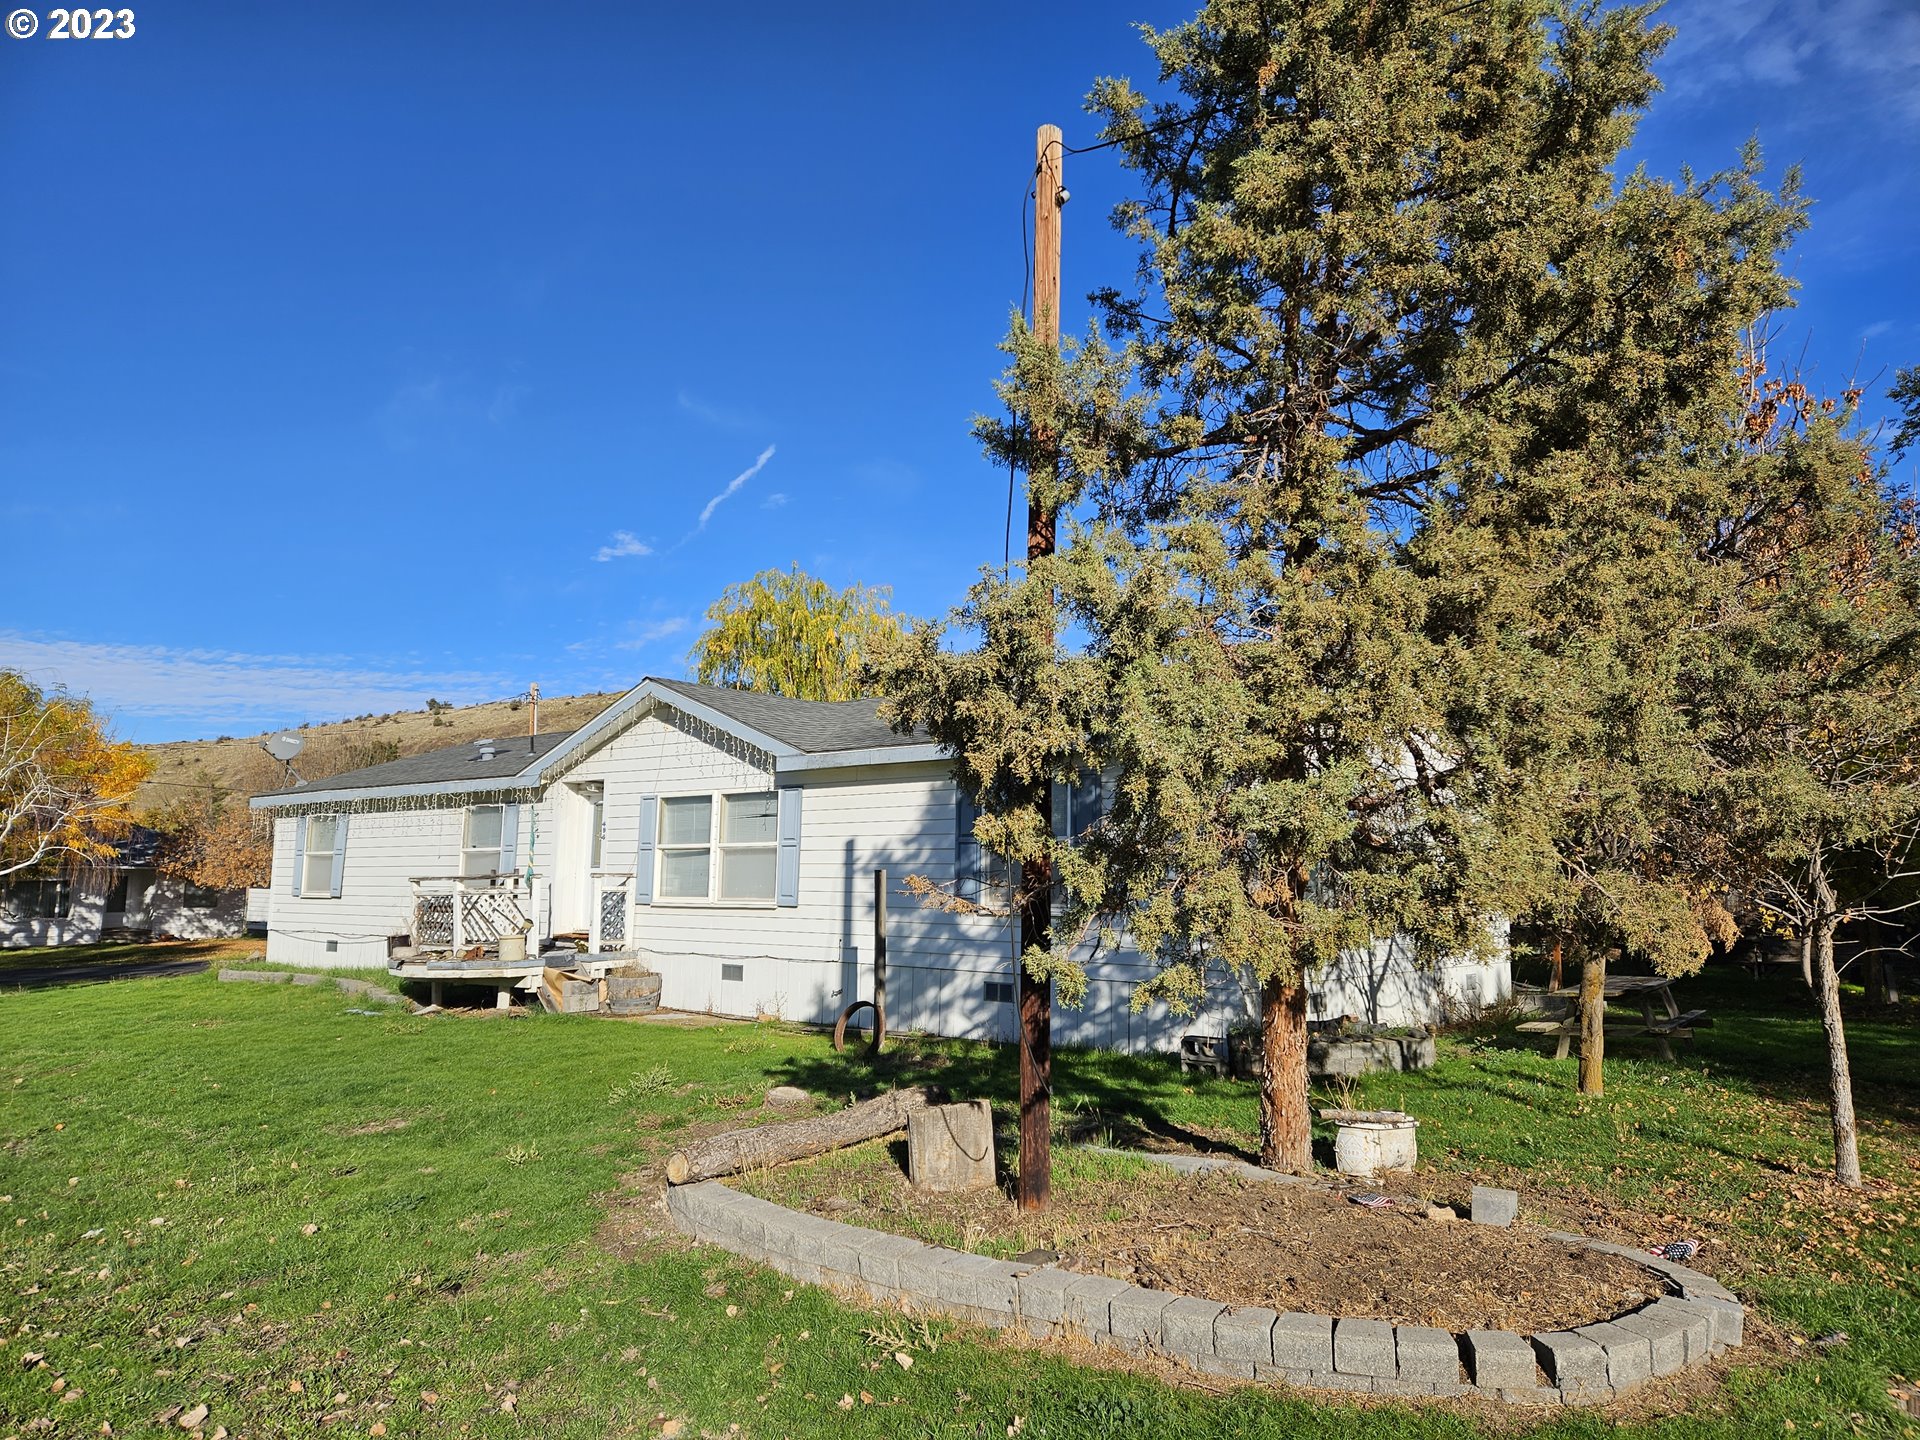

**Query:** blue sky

left=2, top=0, right=1915, bottom=743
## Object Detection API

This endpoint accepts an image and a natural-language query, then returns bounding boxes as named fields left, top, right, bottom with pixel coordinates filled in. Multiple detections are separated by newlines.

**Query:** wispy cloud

left=695, top=445, right=777, bottom=532
left=0, top=631, right=508, bottom=735
left=594, top=530, right=652, bottom=562
left=614, top=617, right=690, bottom=650
left=761, top=492, right=788, bottom=510
left=676, top=389, right=761, bottom=431
left=1659, top=0, right=1920, bottom=125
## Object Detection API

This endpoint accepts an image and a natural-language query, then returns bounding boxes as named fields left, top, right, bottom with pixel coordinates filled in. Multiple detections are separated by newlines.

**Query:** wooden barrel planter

left=605, top=971, right=662, bottom=1016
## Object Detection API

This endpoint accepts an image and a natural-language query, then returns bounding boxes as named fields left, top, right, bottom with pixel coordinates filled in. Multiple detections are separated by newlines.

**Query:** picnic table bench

left=1515, top=974, right=1711, bottom=1061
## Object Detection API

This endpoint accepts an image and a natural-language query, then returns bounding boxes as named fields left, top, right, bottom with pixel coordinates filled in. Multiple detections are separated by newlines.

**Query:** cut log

left=664, top=1085, right=944, bottom=1185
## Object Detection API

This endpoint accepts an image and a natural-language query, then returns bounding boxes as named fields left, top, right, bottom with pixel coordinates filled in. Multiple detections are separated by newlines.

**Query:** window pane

left=720, top=846, right=777, bottom=900
left=724, top=792, right=778, bottom=844
left=306, top=815, right=337, bottom=853
left=461, top=848, right=497, bottom=877
left=660, top=796, right=713, bottom=846
left=465, top=805, right=502, bottom=850
left=659, top=848, right=710, bottom=898
left=303, top=853, right=334, bottom=894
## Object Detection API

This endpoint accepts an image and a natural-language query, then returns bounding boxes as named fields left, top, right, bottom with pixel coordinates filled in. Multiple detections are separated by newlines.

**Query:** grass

left=0, top=951, right=1916, bottom=1438
left=0, top=937, right=262, bottom=977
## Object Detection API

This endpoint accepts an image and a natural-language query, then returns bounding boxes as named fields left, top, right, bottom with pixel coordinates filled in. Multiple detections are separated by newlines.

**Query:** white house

left=247, top=678, right=1508, bottom=1050
left=0, top=827, right=250, bottom=949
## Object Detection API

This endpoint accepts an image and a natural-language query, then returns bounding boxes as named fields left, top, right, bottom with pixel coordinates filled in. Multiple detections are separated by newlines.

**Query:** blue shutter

left=498, top=803, right=521, bottom=878
left=327, top=815, right=348, bottom=898
left=634, top=795, right=657, bottom=905
left=1051, top=780, right=1071, bottom=839
left=290, top=816, right=306, bottom=897
left=956, top=789, right=980, bottom=904
left=776, top=787, right=803, bottom=907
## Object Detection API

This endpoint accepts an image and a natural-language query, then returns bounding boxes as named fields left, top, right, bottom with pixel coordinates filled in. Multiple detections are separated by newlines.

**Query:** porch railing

left=409, top=873, right=544, bottom=956
left=586, top=870, right=634, bottom=954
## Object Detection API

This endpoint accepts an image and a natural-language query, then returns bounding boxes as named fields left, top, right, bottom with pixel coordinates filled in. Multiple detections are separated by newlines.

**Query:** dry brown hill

left=136, top=690, right=624, bottom=813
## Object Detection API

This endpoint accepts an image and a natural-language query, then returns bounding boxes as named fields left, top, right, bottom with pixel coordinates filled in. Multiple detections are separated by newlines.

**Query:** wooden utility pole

left=1017, top=124, right=1065, bottom=1211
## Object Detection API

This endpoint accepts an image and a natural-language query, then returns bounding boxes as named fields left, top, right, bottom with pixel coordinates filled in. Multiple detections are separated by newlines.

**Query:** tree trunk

left=1810, top=850, right=1863, bottom=1187
left=1016, top=847, right=1053, bottom=1211
left=1259, top=974, right=1312, bottom=1173
left=1577, top=949, right=1606, bottom=1097
left=664, top=1086, right=944, bottom=1185
left=1548, top=934, right=1565, bottom=992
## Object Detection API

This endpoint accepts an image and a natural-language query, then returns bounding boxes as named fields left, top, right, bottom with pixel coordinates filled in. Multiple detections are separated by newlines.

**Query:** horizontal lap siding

left=266, top=810, right=465, bottom=968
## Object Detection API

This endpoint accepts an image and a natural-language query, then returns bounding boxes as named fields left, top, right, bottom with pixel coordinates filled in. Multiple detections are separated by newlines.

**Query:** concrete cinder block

left=894, top=1243, right=958, bottom=1298
left=1191, top=1353, right=1256, bottom=1380
left=1641, top=1298, right=1715, bottom=1365
left=1214, top=1307, right=1281, bottom=1366
left=854, top=1233, right=928, bottom=1291
left=1013, top=1267, right=1077, bottom=1333
left=1464, top=1329, right=1538, bottom=1389
left=1678, top=1289, right=1744, bottom=1348
left=1574, top=1321, right=1652, bottom=1390
left=1312, top=1371, right=1379, bottom=1393
left=1333, top=1317, right=1397, bottom=1378
left=1105, top=1286, right=1179, bottom=1351
left=1532, top=1331, right=1609, bottom=1393
left=1611, top=1307, right=1689, bottom=1376
left=1470, top=1185, right=1519, bottom=1227
left=928, top=1253, right=1019, bottom=1325
left=1060, top=1275, right=1131, bottom=1337
left=1160, top=1295, right=1226, bottom=1358
left=1395, top=1325, right=1461, bottom=1384
left=1272, top=1312, right=1334, bottom=1371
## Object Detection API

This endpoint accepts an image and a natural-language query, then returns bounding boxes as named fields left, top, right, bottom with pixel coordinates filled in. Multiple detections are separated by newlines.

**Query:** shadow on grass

left=770, top=1037, right=1261, bottom=1163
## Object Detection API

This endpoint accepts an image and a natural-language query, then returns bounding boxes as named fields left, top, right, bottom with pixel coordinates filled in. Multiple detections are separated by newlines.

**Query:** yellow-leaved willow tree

left=689, top=566, right=910, bottom=702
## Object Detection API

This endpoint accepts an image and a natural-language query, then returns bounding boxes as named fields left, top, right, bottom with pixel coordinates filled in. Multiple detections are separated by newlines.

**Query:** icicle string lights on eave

left=256, top=787, right=542, bottom=822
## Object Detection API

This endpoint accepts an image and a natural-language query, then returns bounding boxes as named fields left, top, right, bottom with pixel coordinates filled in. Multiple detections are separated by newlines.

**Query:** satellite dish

left=263, top=733, right=304, bottom=762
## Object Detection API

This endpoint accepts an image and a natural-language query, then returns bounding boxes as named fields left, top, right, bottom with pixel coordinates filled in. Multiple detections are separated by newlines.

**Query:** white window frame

left=301, top=814, right=343, bottom=898
left=462, top=804, right=505, bottom=879
left=653, top=790, right=780, bottom=907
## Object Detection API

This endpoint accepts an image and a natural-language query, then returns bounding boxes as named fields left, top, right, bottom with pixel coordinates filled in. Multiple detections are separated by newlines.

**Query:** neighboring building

left=0, top=827, right=249, bottom=948
left=247, top=678, right=1509, bottom=1050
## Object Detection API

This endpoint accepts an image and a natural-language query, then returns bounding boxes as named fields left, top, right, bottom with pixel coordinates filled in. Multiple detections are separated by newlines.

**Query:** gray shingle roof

left=253, top=680, right=928, bottom=803
left=651, top=679, right=925, bottom=754
left=256, top=731, right=574, bottom=799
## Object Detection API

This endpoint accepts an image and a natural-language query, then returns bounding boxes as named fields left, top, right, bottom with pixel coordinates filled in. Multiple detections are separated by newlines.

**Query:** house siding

left=259, top=708, right=1509, bottom=1045
left=266, top=808, right=467, bottom=968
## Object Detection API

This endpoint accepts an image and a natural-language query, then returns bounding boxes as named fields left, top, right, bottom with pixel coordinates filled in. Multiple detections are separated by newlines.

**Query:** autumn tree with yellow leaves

left=690, top=566, right=910, bottom=702
left=0, top=670, right=152, bottom=883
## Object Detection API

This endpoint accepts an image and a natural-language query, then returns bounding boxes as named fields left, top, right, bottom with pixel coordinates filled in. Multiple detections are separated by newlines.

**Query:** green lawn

left=1, top=952, right=1915, bottom=1438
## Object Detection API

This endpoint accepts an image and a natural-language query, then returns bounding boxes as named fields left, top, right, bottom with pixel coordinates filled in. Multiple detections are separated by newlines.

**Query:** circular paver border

left=664, top=1161, right=1742, bottom=1406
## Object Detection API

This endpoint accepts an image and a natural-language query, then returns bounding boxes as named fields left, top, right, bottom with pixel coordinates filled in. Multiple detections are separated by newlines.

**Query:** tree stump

left=907, top=1100, right=996, bottom=1192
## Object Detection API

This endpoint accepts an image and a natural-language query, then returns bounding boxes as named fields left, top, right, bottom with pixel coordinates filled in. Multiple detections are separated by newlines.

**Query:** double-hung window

left=718, top=792, right=778, bottom=901
left=462, top=804, right=504, bottom=878
left=301, top=815, right=343, bottom=896
left=655, top=791, right=779, bottom=903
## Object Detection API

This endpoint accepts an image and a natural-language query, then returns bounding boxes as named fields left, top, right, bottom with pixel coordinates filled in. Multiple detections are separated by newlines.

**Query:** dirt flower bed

left=736, top=1144, right=1666, bottom=1334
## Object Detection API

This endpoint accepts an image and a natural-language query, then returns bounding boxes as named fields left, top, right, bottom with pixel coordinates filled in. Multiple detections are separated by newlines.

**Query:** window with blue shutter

left=634, top=794, right=658, bottom=904
left=775, top=787, right=803, bottom=907
left=291, top=816, right=306, bottom=897
left=498, top=803, right=521, bottom=879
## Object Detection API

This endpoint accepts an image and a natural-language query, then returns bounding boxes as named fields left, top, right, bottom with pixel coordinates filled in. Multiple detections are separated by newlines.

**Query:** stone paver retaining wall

left=665, top=1179, right=1743, bottom=1406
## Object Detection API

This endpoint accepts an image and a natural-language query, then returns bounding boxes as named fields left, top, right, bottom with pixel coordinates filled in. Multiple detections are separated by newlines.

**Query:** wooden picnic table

left=1516, top=974, right=1711, bottom=1062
